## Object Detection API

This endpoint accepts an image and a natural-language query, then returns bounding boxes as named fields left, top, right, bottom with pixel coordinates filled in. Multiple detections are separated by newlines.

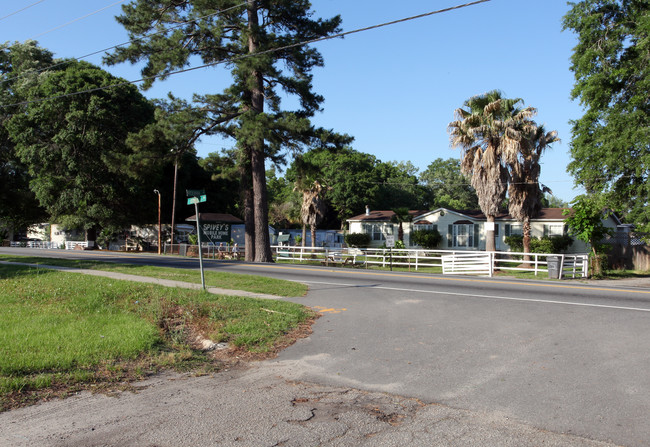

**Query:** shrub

left=504, top=235, right=524, bottom=252
left=97, top=226, right=121, bottom=250
left=505, top=234, right=573, bottom=253
left=345, top=233, right=371, bottom=248
left=410, top=229, right=442, bottom=249
left=381, top=240, right=405, bottom=249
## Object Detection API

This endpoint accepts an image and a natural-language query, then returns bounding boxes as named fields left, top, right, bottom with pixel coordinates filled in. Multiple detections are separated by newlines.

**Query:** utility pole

left=170, top=155, right=178, bottom=247
left=154, top=189, right=161, bottom=254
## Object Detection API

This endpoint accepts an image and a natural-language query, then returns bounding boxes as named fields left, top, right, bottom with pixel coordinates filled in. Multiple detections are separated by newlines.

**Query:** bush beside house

left=345, top=233, right=371, bottom=248
left=410, top=229, right=442, bottom=249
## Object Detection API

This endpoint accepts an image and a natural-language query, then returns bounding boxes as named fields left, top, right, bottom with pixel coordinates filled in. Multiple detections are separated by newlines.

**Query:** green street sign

left=187, top=197, right=199, bottom=205
left=199, top=194, right=207, bottom=203
left=186, top=189, right=205, bottom=197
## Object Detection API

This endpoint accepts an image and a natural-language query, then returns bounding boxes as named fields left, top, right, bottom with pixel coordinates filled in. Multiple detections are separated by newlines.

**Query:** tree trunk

left=251, top=145, right=273, bottom=262
left=240, top=152, right=255, bottom=262
left=522, top=218, right=531, bottom=264
left=485, top=215, right=496, bottom=251
left=247, top=0, right=273, bottom=263
left=301, top=225, right=306, bottom=247
left=311, top=224, right=317, bottom=248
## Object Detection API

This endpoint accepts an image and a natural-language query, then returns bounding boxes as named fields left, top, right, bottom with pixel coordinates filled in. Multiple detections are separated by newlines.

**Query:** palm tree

left=297, top=180, right=327, bottom=247
left=505, top=124, right=560, bottom=259
left=448, top=90, right=536, bottom=251
left=391, top=207, right=413, bottom=244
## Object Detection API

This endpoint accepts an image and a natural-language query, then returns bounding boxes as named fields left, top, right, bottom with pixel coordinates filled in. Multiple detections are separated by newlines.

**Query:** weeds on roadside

left=0, top=264, right=314, bottom=411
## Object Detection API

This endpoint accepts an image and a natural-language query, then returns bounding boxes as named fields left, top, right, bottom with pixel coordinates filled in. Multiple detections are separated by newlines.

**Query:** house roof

left=347, top=210, right=430, bottom=222
left=347, top=208, right=571, bottom=222
left=185, top=213, right=244, bottom=223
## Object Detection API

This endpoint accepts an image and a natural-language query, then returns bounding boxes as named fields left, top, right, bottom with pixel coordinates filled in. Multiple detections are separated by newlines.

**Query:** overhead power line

left=28, top=0, right=128, bottom=40
left=1, top=0, right=491, bottom=109
left=0, top=1, right=250, bottom=87
left=0, top=0, right=48, bottom=22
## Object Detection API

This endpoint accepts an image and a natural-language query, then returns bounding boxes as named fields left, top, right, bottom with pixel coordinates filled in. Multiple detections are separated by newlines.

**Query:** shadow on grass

left=0, top=263, right=60, bottom=280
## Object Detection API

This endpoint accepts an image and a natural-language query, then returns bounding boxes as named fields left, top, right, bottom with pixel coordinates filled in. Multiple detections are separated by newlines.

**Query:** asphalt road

left=2, top=248, right=649, bottom=446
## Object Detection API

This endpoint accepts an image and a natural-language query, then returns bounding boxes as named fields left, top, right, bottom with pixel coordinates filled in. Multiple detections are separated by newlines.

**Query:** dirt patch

left=2, top=308, right=318, bottom=413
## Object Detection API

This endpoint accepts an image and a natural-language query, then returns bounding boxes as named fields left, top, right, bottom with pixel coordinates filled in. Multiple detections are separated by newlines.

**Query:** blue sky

left=1, top=0, right=585, bottom=203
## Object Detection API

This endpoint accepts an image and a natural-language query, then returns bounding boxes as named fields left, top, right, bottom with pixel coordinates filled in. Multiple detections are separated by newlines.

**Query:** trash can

left=547, top=256, right=561, bottom=279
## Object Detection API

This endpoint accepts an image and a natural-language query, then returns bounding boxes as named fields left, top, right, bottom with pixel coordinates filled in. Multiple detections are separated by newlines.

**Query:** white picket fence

left=10, top=241, right=59, bottom=249
left=9, top=241, right=93, bottom=250
left=272, top=246, right=589, bottom=279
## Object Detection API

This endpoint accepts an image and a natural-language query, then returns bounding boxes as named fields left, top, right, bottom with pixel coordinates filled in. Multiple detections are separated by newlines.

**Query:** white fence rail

left=442, top=252, right=493, bottom=276
left=8, top=240, right=587, bottom=278
left=10, top=241, right=59, bottom=249
left=65, top=241, right=94, bottom=250
left=9, top=241, right=94, bottom=250
left=271, top=246, right=589, bottom=278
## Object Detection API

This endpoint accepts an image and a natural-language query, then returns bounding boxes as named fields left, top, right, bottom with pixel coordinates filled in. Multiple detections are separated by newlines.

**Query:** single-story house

left=275, top=229, right=345, bottom=248
left=346, top=207, right=621, bottom=253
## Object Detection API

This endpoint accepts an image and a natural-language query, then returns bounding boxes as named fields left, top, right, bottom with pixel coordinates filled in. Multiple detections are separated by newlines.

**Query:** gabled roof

left=346, top=210, right=429, bottom=222
left=347, top=208, right=573, bottom=223
left=185, top=213, right=244, bottom=223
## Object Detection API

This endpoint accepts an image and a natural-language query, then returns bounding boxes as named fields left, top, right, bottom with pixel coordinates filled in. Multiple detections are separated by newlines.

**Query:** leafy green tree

left=285, top=147, right=379, bottom=227
left=563, top=196, right=613, bottom=275
left=265, top=166, right=300, bottom=227
left=448, top=90, right=536, bottom=251
left=542, top=193, right=568, bottom=208
left=284, top=146, right=428, bottom=228
left=375, top=161, right=427, bottom=210
left=419, top=158, right=478, bottom=210
left=7, top=59, right=159, bottom=239
left=129, top=95, right=221, bottom=245
left=0, top=41, right=52, bottom=238
left=563, top=1, right=650, bottom=231
left=106, top=1, right=342, bottom=262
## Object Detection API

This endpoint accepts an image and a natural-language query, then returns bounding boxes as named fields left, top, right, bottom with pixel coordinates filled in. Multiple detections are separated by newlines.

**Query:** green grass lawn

left=0, top=262, right=314, bottom=411
left=0, top=255, right=307, bottom=297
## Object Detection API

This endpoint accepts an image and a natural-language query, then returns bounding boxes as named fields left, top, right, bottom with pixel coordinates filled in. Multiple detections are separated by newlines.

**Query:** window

left=414, top=223, right=438, bottom=232
left=448, top=223, right=478, bottom=248
left=504, top=224, right=523, bottom=236
left=544, top=224, right=564, bottom=237
left=363, top=223, right=392, bottom=241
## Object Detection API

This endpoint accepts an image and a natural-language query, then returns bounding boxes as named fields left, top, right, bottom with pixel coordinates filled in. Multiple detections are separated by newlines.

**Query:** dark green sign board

left=186, top=189, right=205, bottom=197
left=199, top=222, right=231, bottom=243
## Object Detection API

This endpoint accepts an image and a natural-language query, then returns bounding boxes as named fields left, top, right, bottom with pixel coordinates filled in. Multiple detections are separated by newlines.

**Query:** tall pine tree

left=106, top=0, right=341, bottom=262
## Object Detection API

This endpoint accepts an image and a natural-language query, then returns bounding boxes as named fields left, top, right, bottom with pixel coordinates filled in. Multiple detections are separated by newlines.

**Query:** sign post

left=385, top=235, right=395, bottom=271
left=187, top=190, right=206, bottom=290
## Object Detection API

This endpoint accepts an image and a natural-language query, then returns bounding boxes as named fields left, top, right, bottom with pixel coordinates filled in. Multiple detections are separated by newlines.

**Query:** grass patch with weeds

left=0, top=254, right=307, bottom=297
left=0, top=263, right=314, bottom=411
